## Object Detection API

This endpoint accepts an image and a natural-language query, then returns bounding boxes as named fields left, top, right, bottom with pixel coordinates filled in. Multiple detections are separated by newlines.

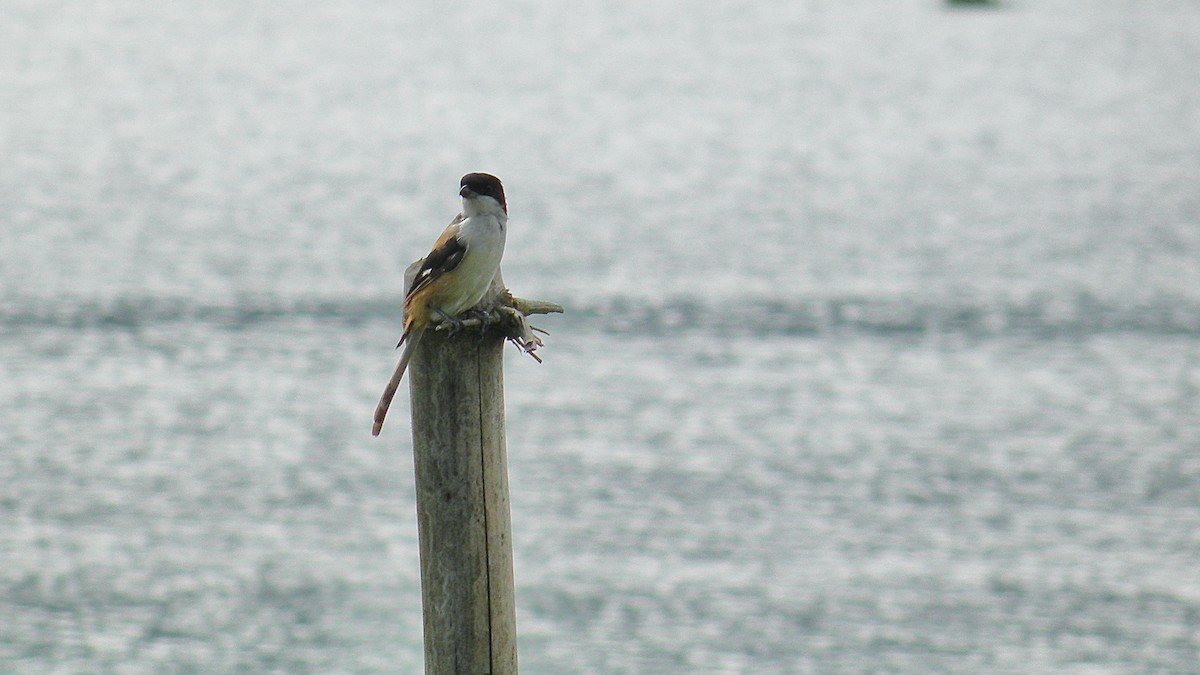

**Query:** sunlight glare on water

left=2, top=0, right=1199, bottom=672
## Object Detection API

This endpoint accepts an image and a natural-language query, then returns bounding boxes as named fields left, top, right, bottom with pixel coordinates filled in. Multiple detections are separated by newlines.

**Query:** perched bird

left=372, top=172, right=508, bottom=436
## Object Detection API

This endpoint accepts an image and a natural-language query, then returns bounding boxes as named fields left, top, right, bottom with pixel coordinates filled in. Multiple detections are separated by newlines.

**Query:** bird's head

left=459, top=172, right=506, bottom=215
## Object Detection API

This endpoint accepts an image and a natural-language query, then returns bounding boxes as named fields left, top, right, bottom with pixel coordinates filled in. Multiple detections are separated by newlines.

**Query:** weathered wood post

left=408, top=325, right=518, bottom=674
left=404, top=290, right=559, bottom=675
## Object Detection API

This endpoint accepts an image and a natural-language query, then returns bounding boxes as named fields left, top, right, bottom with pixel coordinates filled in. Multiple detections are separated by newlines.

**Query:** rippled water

left=3, top=0, right=1199, bottom=672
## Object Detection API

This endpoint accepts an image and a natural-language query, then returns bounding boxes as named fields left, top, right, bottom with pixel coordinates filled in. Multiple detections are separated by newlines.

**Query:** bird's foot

left=467, top=308, right=495, bottom=335
left=434, top=309, right=466, bottom=336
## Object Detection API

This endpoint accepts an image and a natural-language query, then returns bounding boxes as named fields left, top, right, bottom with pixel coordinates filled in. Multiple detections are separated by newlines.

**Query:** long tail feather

left=372, top=330, right=423, bottom=436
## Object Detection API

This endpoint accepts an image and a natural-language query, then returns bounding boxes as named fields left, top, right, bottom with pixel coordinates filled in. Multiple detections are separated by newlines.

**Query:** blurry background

left=3, top=0, right=1199, bottom=672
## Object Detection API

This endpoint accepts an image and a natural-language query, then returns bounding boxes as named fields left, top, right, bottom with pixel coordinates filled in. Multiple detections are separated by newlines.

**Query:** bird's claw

left=468, top=309, right=495, bottom=341
left=468, top=308, right=494, bottom=328
left=435, top=309, right=466, bottom=336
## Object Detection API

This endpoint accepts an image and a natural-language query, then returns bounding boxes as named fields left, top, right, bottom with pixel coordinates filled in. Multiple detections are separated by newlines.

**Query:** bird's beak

left=459, top=186, right=474, bottom=198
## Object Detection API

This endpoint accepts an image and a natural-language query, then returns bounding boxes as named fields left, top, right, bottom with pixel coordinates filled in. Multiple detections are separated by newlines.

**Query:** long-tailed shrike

left=371, top=172, right=508, bottom=436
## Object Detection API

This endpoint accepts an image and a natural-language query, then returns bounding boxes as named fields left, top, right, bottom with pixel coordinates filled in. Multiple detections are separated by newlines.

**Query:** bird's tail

left=372, top=329, right=423, bottom=437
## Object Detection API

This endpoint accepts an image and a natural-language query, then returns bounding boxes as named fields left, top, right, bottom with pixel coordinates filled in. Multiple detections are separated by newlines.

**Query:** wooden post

left=407, top=325, right=518, bottom=674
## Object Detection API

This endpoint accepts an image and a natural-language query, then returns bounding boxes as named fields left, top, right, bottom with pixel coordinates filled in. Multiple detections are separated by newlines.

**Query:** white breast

left=445, top=213, right=506, bottom=315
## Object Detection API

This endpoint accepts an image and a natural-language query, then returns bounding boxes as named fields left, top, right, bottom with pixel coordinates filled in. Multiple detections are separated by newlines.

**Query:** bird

left=372, top=172, right=508, bottom=436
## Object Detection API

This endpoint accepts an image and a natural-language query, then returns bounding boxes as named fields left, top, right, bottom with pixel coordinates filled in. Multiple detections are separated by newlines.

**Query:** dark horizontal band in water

left=4, top=292, right=1200, bottom=339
